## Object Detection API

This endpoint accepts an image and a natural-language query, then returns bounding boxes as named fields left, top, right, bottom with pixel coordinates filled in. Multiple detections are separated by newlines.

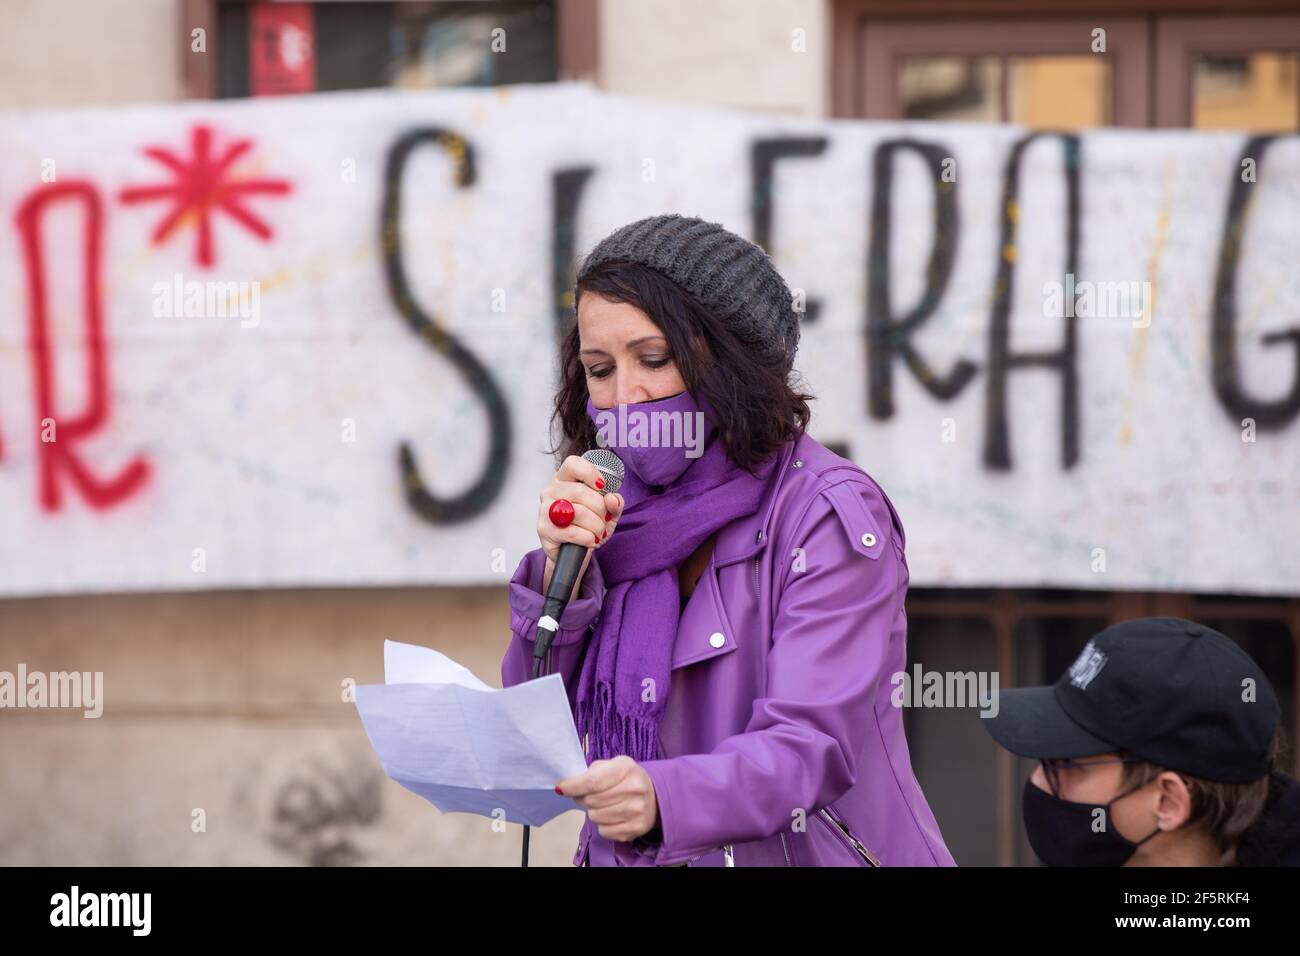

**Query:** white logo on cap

left=1068, top=640, right=1108, bottom=690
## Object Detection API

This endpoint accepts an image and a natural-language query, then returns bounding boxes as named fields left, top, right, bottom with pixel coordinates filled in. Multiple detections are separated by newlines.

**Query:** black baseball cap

left=984, top=617, right=1280, bottom=783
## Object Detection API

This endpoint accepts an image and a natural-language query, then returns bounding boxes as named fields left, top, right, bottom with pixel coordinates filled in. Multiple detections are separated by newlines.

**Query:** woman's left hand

left=557, top=755, right=660, bottom=842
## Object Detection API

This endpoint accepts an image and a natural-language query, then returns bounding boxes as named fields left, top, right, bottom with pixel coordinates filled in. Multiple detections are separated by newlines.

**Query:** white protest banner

left=0, top=82, right=1296, bottom=596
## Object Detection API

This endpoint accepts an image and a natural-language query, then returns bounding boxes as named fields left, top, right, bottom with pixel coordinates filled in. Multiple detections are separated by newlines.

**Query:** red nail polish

left=595, top=477, right=605, bottom=489
left=555, top=786, right=564, bottom=795
left=605, top=511, right=612, bottom=521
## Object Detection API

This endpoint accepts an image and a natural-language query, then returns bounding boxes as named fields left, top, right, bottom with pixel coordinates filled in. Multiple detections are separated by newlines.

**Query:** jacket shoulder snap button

left=861, top=532, right=876, bottom=547
left=709, top=632, right=726, bottom=648
left=793, top=459, right=803, bottom=468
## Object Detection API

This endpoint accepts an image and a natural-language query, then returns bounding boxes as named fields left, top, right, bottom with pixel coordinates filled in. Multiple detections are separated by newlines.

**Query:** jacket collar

left=710, top=435, right=800, bottom=568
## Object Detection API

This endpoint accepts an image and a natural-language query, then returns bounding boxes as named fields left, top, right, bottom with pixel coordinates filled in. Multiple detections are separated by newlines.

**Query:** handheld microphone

left=532, top=448, right=625, bottom=668
left=523, top=448, right=623, bottom=868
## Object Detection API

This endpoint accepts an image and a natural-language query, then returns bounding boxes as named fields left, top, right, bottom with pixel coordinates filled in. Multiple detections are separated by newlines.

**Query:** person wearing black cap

left=983, top=617, right=1300, bottom=866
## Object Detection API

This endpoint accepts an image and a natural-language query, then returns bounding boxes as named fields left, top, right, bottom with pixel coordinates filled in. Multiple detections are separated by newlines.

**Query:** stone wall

left=0, top=586, right=582, bottom=866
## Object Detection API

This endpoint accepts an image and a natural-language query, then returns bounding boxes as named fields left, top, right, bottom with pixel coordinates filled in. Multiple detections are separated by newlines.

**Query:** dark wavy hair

left=548, top=259, right=813, bottom=474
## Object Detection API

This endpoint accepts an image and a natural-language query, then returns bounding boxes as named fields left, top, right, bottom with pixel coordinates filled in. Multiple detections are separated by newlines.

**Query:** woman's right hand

left=538, top=455, right=625, bottom=597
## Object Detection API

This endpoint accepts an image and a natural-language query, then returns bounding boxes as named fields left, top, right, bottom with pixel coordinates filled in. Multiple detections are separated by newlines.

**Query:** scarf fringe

left=575, top=678, right=659, bottom=765
left=571, top=436, right=777, bottom=769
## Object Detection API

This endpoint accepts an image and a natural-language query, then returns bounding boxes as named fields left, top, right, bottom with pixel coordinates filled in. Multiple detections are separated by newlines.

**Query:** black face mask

left=1022, top=777, right=1162, bottom=866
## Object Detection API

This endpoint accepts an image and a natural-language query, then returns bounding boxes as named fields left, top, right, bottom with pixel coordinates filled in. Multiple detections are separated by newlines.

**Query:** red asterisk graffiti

left=119, top=124, right=292, bottom=268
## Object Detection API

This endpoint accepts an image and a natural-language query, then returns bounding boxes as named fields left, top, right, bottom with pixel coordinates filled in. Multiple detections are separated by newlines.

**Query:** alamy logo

left=590, top=404, right=707, bottom=459
left=0, top=664, right=103, bottom=717
left=151, top=272, right=261, bottom=327
left=50, top=885, right=151, bottom=935
left=1068, top=640, right=1108, bottom=690
left=890, top=665, right=1000, bottom=717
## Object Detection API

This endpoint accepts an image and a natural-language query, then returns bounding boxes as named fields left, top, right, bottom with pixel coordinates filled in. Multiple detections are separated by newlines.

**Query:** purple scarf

left=574, top=391, right=778, bottom=766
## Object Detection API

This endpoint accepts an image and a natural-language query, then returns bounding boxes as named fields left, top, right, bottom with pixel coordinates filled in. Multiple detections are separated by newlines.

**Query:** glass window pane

left=903, top=614, right=1000, bottom=865
left=1008, top=55, right=1111, bottom=128
left=389, top=1, right=556, bottom=89
left=898, top=56, right=1003, bottom=122
left=315, top=4, right=392, bottom=92
left=1193, top=53, right=1299, bottom=132
left=218, top=0, right=558, bottom=98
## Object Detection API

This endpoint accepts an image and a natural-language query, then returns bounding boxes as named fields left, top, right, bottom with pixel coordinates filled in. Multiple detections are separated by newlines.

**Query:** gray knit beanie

left=575, top=213, right=800, bottom=374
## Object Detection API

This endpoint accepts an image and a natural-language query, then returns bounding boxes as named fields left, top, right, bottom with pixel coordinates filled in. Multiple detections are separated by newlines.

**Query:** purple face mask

left=585, top=389, right=718, bottom=488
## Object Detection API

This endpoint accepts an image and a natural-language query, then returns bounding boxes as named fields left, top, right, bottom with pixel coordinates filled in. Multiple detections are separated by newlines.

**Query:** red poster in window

left=249, top=3, right=315, bottom=96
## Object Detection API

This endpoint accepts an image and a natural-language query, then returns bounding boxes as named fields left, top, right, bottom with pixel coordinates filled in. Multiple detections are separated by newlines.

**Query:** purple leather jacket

left=501, top=432, right=955, bottom=867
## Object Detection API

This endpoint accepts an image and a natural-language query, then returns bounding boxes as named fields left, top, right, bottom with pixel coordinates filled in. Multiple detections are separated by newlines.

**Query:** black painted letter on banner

left=752, top=137, right=829, bottom=323
left=867, top=139, right=977, bottom=419
left=381, top=128, right=511, bottom=524
left=983, top=133, right=1081, bottom=471
left=1211, top=134, right=1300, bottom=428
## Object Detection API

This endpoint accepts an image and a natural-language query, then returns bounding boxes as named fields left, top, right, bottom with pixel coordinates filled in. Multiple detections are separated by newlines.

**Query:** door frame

left=1154, top=15, right=1300, bottom=126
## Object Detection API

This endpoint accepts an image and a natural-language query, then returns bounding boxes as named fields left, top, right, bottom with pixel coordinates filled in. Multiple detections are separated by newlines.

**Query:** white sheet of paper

left=354, top=640, right=587, bottom=827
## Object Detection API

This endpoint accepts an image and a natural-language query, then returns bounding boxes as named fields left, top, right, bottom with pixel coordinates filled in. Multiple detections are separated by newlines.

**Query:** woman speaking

left=501, top=213, right=954, bottom=867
